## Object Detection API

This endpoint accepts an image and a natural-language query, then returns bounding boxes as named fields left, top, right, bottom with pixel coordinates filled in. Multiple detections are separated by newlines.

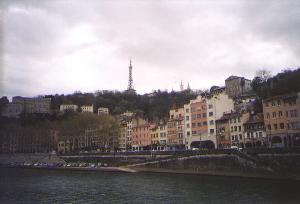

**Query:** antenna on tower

left=126, top=58, right=136, bottom=94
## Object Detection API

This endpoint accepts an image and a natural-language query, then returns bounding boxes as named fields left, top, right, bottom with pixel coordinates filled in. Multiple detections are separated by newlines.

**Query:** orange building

left=184, top=98, right=209, bottom=149
left=132, top=123, right=155, bottom=151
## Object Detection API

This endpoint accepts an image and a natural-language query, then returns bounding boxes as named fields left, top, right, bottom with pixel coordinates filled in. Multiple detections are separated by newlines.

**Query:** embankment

left=126, top=153, right=300, bottom=180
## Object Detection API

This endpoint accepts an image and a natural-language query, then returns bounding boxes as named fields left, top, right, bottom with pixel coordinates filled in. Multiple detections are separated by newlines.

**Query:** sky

left=1, top=0, right=300, bottom=98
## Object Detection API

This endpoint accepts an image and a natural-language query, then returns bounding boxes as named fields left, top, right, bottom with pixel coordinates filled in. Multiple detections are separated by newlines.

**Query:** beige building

left=118, top=120, right=127, bottom=151
left=229, top=111, right=250, bottom=148
left=81, top=105, right=94, bottom=113
left=167, top=107, right=184, bottom=150
left=263, top=93, right=300, bottom=148
left=243, top=113, right=267, bottom=148
left=60, top=104, right=78, bottom=112
left=150, top=122, right=167, bottom=151
left=98, top=107, right=109, bottom=115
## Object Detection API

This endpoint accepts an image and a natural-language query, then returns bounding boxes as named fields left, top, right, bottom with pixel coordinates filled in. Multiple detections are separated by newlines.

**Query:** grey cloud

left=1, top=0, right=300, bottom=98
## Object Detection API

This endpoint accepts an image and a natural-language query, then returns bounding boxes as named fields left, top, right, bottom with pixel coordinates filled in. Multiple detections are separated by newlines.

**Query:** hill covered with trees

left=251, top=68, right=300, bottom=99
left=47, top=89, right=197, bottom=121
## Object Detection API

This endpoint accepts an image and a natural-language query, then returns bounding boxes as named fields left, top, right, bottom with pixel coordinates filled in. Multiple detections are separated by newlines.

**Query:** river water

left=0, top=168, right=300, bottom=204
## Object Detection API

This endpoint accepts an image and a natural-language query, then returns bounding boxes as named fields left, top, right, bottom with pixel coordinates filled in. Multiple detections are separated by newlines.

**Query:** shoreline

left=131, top=167, right=300, bottom=181
left=2, top=165, right=299, bottom=181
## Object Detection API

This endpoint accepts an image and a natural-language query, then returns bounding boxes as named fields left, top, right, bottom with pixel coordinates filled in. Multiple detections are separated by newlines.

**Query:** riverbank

left=1, top=152, right=300, bottom=181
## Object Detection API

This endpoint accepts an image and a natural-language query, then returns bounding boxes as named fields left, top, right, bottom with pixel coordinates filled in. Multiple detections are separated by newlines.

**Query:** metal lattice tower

left=127, top=59, right=134, bottom=90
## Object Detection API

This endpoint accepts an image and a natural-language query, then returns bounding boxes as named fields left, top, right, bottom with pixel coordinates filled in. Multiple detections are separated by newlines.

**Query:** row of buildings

left=1, top=75, right=299, bottom=153
left=117, top=76, right=300, bottom=151
left=1, top=97, right=109, bottom=117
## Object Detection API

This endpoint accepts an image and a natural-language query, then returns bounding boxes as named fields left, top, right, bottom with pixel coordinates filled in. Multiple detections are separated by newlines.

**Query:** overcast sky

left=1, top=0, right=300, bottom=98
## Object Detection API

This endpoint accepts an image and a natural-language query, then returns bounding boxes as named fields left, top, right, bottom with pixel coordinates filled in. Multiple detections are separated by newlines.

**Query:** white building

left=205, top=88, right=235, bottom=143
left=81, top=105, right=94, bottom=113
left=98, top=107, right=109, bottom=115
left=60, top=104, right=78, bottom=112
left=183, top=88, right=234, bottom=149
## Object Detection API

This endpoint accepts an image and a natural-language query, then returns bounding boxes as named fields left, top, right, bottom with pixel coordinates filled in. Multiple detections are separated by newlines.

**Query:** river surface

left=0, top=167, right=300, bottom=204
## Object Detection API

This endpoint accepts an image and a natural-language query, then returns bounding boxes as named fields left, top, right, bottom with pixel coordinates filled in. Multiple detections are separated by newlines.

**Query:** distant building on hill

left=1, top=102, right=23, bottom=118
left=1, top=96, right=52, bottom=117
left=81, top=105, right=94, bottom=113
left=98, top=107, right=109, bottom=115
left=225, top=76, right=252, bottom=98
left=60, top=104, right=78, bottom=113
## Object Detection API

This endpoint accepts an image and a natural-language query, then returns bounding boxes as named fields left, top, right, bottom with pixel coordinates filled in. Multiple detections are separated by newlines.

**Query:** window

left=231, top=136, right=234, bottom=140
left=288, top=99, right=296, bottom=106
left=272, top=112, right=276, bottom=118
left=231, top=127, right=233, bottom=132
left=186, top=108, right=189, bottom=113
left=234, top=126, right=237, bottom=131
left=280, top=123, right=284, bottom=129
left=197, top=114, right=201, bottom=118
left=267, top=113, right=270, bottom=119
left=197, top=122, right=202, bottom=127
left=279, top=111, right=283, bottom=117
left=274, top=124, right=278, bottom=130
left=187, top=131, right=190, bottom=136
left=209, top=112, right=213, bottom=116
left=192, top=123, right=196, bottom=128
left=289, top=110, right=298, bottom=117
left=186, top=123, right=190, bottom=128
left=208, top=104, right=213, bottom=109
left=259, top=132, right=262, bottom=137
left=209, top=120, right=214, bottom=125
left=192, top=131, right=197, bottom=135
left=239, top=134, right=242, bottom=140
left=286, top=111, right=289, bottom=117
left=191, top=114, right=197, bottom=119
left=271, top=101, right=275, bottom=106
left=267, top=124, right=271, bottom=130
left=210, top=129, right=214, bottom=134
left=203, top=113, right=207, bottom=117
left=277, top=100, right=281, bottom=106
left=238, top=126, right=241, bottom=132
left=238, top=117, right=241, bottom=122
left=265, top=102, right=269, bottom=107
left=203, top=121, right=207, bottom=126
left=186, top=116, right=189, bottom=121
